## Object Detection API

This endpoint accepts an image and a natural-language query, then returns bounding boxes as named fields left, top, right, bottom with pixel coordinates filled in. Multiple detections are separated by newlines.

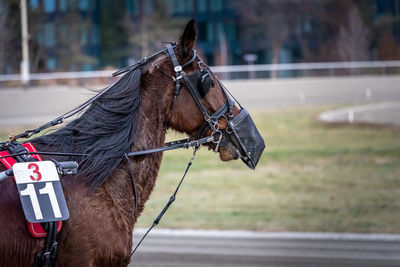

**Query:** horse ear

left=178, top=19, right=197, bottom=56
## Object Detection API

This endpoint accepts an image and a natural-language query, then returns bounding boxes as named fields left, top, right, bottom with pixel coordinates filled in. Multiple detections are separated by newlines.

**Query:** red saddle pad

left=0, top=143, right=62, bottom=238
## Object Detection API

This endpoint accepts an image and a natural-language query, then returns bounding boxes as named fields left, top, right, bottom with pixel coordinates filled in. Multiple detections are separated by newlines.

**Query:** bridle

left=161, top=43, right=235, bottom=151
left=115, top=42, right=237, bottom=153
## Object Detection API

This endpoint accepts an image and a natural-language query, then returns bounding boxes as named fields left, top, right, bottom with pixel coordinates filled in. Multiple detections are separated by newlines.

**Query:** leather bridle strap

left=165, top=46, right=224, bottom=133
left=182, top=73, right=211, bottom=119
left=166, top=44, right=182, bottom=103
left=165, top=44, right=198, bottom=104
left=163, top=45, right=234, bottom=152
left=192, top=98, right=235, bottom=140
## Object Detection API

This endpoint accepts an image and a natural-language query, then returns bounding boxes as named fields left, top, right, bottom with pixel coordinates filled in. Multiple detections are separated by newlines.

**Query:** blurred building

left=0, top=0, right=400, bottom=74
left=1, top=0, right=239, bottom=72
left=169, top=0, right=239, bottom=66
left=28, top=0, right=101, bottom=72
left=21, top=0, right=240, bottom=72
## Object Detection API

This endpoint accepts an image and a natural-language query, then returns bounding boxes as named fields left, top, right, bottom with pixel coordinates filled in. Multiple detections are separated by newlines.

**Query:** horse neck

left=106, top=81, right=168, bottom=222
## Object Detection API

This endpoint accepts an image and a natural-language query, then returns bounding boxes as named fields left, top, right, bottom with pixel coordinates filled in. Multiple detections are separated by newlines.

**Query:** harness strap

left=112, top=48, right=167, bottom=77
left=34, top=221, right=58, bottom=267
left=0, top=136, right=215, bottom=162
left=126, top=135, right=214, bottom=157
left=6, top=142, right=36, bottom=163
left=131, top=146, right=199, bottom=257
left=0, top=142, right=59, bottom=267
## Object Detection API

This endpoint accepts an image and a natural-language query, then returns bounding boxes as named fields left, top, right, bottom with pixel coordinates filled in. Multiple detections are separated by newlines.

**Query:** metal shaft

left=20, top=0, right=30, bottom=85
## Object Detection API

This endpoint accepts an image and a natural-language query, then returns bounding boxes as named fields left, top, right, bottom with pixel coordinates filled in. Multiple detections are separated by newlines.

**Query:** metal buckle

left=212, top=130, right=223, bottom=152
left=174, top=66, right=182, bottom=72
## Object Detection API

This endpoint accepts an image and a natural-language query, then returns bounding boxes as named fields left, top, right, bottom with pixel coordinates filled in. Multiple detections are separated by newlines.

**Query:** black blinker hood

left=228, top=108, right=265, bottom=169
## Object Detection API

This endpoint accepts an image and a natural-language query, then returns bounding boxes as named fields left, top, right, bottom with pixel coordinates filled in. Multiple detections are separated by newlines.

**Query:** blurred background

left=1, top=0, right=400, bottom=80
left=1, top=1, right=400, bottom=266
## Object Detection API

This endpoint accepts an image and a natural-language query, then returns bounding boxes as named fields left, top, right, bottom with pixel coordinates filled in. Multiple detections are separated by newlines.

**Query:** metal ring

left=212, top=130, right=222, bottom=144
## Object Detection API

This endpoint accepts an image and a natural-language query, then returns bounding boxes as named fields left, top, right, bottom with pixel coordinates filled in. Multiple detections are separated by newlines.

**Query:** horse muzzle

left=226, top=108, right=265, bottom=169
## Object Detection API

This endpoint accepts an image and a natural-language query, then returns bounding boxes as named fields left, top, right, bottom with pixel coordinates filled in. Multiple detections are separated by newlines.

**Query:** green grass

left=2, top=106, right=400, bottom=233
left=136, top=106, right=400, bottom=233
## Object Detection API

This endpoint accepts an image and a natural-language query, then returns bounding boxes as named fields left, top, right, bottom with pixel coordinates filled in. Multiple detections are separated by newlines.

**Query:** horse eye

left=197, top=71, right=213, bottom=97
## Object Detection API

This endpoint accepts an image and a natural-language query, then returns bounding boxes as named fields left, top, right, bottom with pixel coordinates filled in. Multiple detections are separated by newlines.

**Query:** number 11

left=20, top=182, right=62, bottom=220
left=20, top=184, right=43, bottom=220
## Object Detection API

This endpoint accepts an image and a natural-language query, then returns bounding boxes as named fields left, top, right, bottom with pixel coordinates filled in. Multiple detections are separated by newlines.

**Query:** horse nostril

left=226, top=142, right=240, bottom=160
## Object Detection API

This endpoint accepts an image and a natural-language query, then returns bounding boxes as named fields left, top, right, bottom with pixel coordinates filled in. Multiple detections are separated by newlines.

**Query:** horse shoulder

left=0, top=173, right=43, bottom=266
left=57, top=175, right=134, bottom=266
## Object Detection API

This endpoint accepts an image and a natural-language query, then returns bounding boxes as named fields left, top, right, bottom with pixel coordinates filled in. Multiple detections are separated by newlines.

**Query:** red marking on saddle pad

left=0, top=143, right=62, bottom=238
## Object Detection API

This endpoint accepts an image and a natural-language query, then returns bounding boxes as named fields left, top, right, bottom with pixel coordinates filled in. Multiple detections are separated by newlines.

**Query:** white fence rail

left=210, top=60, right=400, bottom=73
left=0, top=70, right=114, bottom=82
left=0, top=60, right=399, bottom=82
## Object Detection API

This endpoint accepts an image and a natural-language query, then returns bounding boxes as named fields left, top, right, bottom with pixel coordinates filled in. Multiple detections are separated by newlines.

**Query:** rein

left=0, top=136, right=215, bottom=161
left=130, top=146, right=199, bottom=257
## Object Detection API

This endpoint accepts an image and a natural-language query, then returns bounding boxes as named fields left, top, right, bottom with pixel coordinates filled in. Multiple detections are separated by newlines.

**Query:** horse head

left=143, top=20, right=264, bottom=167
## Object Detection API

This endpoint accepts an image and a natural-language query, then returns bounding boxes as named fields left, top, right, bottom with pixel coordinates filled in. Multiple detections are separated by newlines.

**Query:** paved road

left=227, top=75, right=400, bottom=108
left=1, top=75, right=400, bottom=126
left=129, top=229, right=400, bottom=267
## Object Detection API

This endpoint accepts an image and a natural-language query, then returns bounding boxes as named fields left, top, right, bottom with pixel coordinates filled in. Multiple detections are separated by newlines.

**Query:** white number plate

left=13, top=161, right=69, bottom=223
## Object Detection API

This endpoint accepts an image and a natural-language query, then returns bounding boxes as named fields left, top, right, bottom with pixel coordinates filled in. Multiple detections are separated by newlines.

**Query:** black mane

left=33, top=69, right=142, bottom=190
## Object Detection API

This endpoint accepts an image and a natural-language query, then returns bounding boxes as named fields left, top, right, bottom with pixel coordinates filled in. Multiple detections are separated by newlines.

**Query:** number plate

left=13, top=161, right=69, bottom=223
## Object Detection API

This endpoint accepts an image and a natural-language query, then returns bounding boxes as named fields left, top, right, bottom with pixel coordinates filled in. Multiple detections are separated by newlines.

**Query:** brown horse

left=0, top=20, right=258, bottom=266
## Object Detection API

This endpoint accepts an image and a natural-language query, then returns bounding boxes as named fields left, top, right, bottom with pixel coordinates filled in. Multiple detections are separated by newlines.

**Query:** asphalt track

left=1, top=75, right=400, bottom=126
left=129, top=229, right=400, bottom=267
